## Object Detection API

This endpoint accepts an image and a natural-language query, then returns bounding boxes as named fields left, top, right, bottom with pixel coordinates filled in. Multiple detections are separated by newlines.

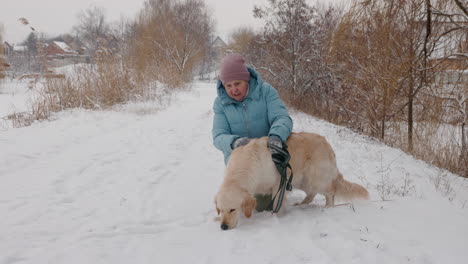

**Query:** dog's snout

left=220, top=223, right=229, bottom=230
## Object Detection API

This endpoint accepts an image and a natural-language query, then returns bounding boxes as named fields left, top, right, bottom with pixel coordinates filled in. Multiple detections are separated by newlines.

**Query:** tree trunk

left=461, top=121, right=467, bottom=177
left=408, top=69, right=414, bottom=152
left=381, top=84, right=388, bottom=140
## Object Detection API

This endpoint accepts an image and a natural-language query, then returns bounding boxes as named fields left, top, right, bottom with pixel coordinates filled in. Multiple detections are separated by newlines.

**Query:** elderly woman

left=212, top=53, right=293, bottom=211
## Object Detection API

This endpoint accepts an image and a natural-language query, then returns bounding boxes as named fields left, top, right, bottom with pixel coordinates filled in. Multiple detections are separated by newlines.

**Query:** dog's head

left=214, top=189, right=256, bottom=230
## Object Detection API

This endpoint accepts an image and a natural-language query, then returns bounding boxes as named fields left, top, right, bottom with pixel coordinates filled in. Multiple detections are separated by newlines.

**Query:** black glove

left=232, top=137, right=251, bottom=149
left=268, top=135, right=292, bottom=191
left=267, top=135, right=283, bottom=154
left=268, top=135, right=290, bottom=167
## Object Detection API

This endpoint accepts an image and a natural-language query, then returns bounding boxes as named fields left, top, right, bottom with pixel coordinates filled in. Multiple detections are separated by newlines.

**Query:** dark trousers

left=254, top=194, right=273, bottom=212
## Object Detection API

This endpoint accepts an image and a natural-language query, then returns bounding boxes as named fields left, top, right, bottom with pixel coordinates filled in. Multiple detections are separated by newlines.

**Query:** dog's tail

left=334, top=173, right=369, bottom=200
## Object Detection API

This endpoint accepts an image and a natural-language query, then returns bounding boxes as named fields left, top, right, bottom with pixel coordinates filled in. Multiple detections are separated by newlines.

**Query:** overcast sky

left=0, top=0, right=345, bottom=44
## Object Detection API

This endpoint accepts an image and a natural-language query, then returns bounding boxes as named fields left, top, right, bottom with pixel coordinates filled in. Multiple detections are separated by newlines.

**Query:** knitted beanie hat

left=220, top=53, right=250, bottom=84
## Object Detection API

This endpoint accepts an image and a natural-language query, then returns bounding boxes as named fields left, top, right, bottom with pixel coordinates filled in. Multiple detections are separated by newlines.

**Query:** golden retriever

left=214, top=132, right=369, bottom=230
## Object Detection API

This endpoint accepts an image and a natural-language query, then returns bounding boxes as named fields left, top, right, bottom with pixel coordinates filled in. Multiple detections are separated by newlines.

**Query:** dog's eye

left=230, top=209, right=236, bottom=213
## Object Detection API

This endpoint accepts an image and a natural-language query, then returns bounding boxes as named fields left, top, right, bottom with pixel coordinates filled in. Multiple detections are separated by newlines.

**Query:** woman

left=212, top=53, right=293, bottom=211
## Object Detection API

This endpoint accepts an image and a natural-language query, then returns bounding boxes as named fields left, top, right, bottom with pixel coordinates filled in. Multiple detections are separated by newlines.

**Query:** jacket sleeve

left=264, top=84, right=293, bottom=143
left=212, top=98, right=239, bottom=155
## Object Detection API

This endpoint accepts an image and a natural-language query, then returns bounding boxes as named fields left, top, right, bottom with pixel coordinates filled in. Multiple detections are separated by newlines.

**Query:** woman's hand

left=231, top=137, right=251, bottom=149
left=267, top=135, right=283, bottom=154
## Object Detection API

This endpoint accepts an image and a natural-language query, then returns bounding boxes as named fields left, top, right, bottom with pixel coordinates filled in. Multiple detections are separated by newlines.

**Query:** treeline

left=0, top=25, right=6, bottom=78
left=228, top=0, right=467, bottom=177
left=25, top=0, right=214, bottom=123
left=130, top=0, right=213, bottom=87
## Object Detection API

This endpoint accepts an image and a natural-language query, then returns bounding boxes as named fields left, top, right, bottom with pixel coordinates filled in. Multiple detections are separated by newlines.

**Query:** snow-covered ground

left=0, top=78, right=33, bottom=120
left=0, top=64, right=97, bottom=129
left=51, top=63, right=94, bottom=78
left=1, top=81, right=468, bottom=264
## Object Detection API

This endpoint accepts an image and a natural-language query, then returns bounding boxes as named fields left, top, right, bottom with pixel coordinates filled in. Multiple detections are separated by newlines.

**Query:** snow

left=12, top=45, right=28, bottom=52
left=52, top=41, right=76, bottom=54
left=1, top=81, right=468, bottom=264
left=0, top=64, right=93, bottom=128
left=51, top=63, right=95, bottom=80
left=0, top=78, right=34, bottom=127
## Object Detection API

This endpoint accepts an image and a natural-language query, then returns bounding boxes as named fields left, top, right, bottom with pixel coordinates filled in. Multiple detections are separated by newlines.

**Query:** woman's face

left=224, top=80, right=249, bottom=101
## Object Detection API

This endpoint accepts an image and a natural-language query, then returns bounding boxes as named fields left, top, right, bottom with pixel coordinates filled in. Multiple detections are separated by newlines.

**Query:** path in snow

left=1, top=82, right=467, bottom=264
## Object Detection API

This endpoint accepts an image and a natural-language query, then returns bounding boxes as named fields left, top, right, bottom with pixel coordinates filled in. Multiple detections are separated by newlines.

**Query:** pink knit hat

left=220, top=53, right=250, bottom=84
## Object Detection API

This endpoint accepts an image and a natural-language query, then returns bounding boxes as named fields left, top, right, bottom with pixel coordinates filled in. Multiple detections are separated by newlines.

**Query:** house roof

left=52, top=41, right=75, bottom=53
left=13, top=45, right=28, bottom=52
left=3, top=41, right=13, bottom=48
left=212, top=36, right=226, bottom=48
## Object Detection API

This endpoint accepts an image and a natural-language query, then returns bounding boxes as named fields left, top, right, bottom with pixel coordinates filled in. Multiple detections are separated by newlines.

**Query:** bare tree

left=131, top=0, right=213, bottom=85
left=434, top=82, right=468, bottom=176
left=425, top=0, right=468, bottom=176
left=107, top=15, right=134, bottom=56
left=328, top=0, right=467, bottom=176
left=0, top=24, right=8, bottom=79
left=73, top=5, right=111, bottom=57
left=253, top=0, right=318, bottom=98
left=330, top=0, right=448, bottom=146
left=227, top=27, right=257, bottom=58
left=252, top=0, right=341, bottom=120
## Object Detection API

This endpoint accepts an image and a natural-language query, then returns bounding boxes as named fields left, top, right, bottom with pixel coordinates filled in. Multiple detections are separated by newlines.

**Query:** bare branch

left=453, top=0, right=468, bottom=17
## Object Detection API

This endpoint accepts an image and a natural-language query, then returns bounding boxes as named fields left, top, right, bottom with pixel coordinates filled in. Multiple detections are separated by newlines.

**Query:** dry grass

left=283, top=91, right=467, bottom=178
left=45, top=57, right=136, bottom=110
left=5, top=53, right=173, bottom=128
left=412, top=136, right=467, bottom=178
left=2, top=54, right=174, bottom=128
left=382, top=119, right=468, bottom=178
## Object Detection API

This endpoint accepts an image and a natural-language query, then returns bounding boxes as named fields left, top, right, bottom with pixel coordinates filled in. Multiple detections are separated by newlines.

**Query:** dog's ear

left=241, top=196, right=256, bottom=218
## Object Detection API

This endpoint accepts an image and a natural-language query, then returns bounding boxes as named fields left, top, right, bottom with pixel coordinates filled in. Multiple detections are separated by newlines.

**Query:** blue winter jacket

left=212, top=67, right=293, bottom=164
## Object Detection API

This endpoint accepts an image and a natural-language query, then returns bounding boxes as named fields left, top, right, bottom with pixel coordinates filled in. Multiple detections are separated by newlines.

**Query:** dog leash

left=268, top=144, right=293, bottom=213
